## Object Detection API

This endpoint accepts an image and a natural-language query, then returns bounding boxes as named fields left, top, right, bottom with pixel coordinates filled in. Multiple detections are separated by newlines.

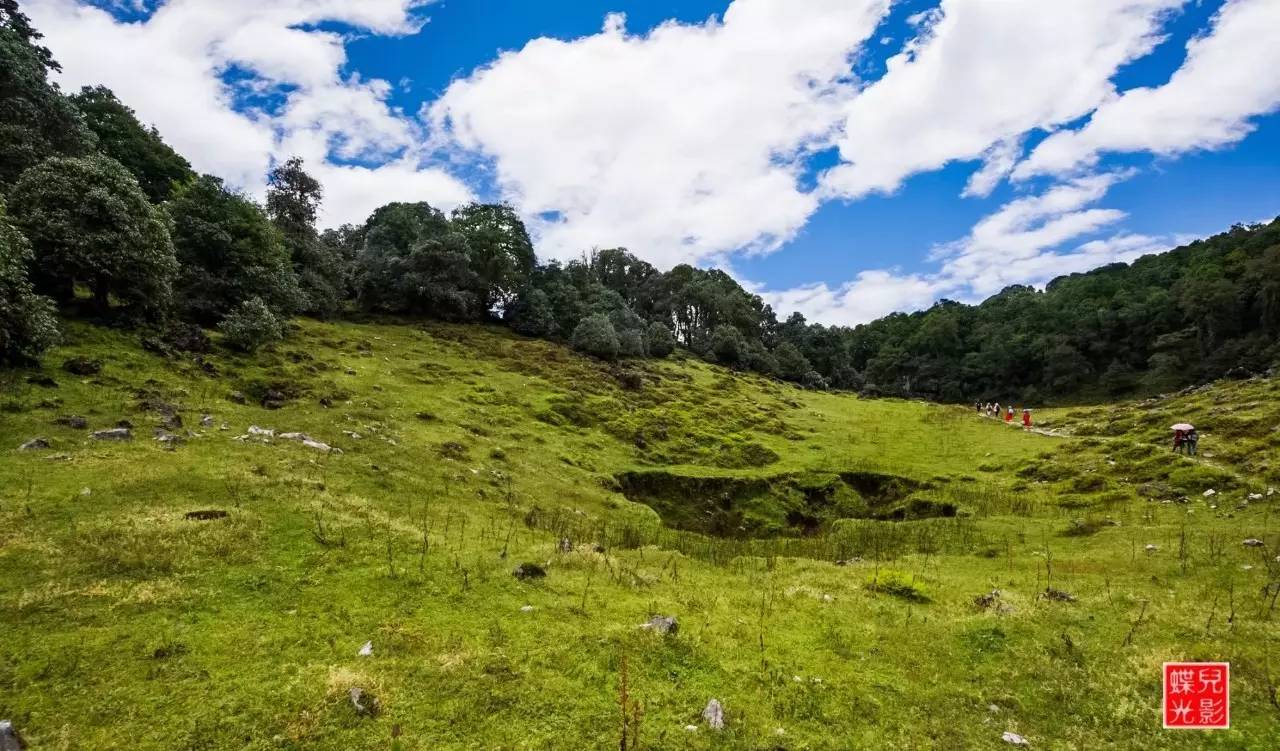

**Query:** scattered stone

left=821, top=593, right=834, bottom=603
left=261, top=390, right=287, bottom=410
left=1040, top=588, right=1076, bottom=603
left=79, top=487, right=91, bottom=497
left=1203, top=489, right=1217, bottom=497
left=358, top=641, right=373, bottom=657
left=683, top=725, right=698, bottom=733
left=248, top=425, right=275, bottom=437
left=641, top=615, right=679, bottom=635
left=159, top=413, right=183, bottom=431
left=0, top=719, right=26, bottom=750
left=349, top=687, right=380, bottom=717
left=1243, top=538, right=1265, bottom=548
left=1144, top=544, right=1159, bottom=553
left=154, top=429, right=183, bottom=447
left=184, top=509, right=228, bottom=521
left=229, top=391, right=247, bottom=405
left=342, top=430, right=362, bottom=440
left=1248, top=493, right=1263, bottom=500
left=513, top=562, right=546, bottom=580
left=974, top=590, right=1002, bottom=610
left=302, top=438, right=341, bottom=454
left=988, top=704, right=1001, bottom=714
left=62, top=356, right=102, bottom=376
left=55, top=415, right=88, bottom=429
left=18, top=438, right=50, bottom=451
left=557, top=537, right=573, bottom=553
left=520, top=605, right=534, bottom=613
left=1002, top=731, right=1030, bottom=746
left=200, top=414, right=214, bottom=428
left=91, top=428, right=132, bottom=441
left=702, top=699, right=724, bottom=731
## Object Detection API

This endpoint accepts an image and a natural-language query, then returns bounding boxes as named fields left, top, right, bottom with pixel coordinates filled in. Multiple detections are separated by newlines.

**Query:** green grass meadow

left=2, top=319, right=1278, bottom=749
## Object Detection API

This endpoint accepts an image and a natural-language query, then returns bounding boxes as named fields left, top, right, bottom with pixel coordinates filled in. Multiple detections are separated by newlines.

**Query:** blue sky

left=32, top=0, right=1280, bottom=323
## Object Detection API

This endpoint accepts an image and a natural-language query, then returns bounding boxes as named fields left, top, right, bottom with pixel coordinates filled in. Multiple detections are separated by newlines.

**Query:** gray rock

left=1243, top=538, right=1265, bottom=547
left=229, top=391, right=247, bottom=405
left=200, top=414, right=215, bottom=428
left=1002, top=730, right=1030, bottom=746
left=641, top=615, right=679, bottom=635
left=91, top=428, right=132, bottom=441
left=153, top=429, right=183, bottom=447
left=0, top=720, right=25, bottom=750
left=18, top=438, right=50, bottom=451
left=349, top=687, right=380, bottom=717
left=702, top=699, right=724, bottom=731
left=159, top=413, right=183, bottom=431
left=55, top=415, right=88, bottom=429
left=513, top=562, right=546, bottom=580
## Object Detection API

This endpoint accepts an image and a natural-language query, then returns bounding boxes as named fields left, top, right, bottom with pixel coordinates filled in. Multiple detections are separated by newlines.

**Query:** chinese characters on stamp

left=1163, top=662, right=1229, bottom=729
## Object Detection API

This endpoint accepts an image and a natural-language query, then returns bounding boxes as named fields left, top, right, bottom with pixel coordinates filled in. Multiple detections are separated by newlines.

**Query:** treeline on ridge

left=2, top=2, right=1278, bottom=403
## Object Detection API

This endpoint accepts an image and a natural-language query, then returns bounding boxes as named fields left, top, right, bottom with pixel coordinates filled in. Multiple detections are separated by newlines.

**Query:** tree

left=773, top=341, right=811, bottom=382
left=355, top=201, right=480, bottom=320
left=507, top=287, right=556, bottom=338
left=617, top=328, right=646, bottom=358
left=266, top=157, right=344, bottom=317
left=0, top=196, right=57, bottom=363
left=9, top=155, right=176, bottom=319
left=0, top=1, right=93, bottom=187
left=70, top=86, right=193, bottom=203
left=450, top=203, right=535, bottom=314
left=570, top=313, right=620, bottom=360
left=707, top=325, right=747, bottom=368
left=167, top=174, right=300, bottom=325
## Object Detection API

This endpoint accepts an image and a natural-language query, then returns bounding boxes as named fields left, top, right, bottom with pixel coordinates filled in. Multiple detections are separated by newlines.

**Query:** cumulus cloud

left=27, top=0, right=472, bottom=227
left=1016, top=0, right=1280, bottom=178
left=760, top=173, right=1175, bottom=324
left=821, top=0, right=1180, bottom=200
left=428, top=0, right=890, bottom=265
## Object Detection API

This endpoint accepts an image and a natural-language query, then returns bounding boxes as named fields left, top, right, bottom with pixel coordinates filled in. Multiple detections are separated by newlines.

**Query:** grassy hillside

left=1, top=319, right=1278, bottom=750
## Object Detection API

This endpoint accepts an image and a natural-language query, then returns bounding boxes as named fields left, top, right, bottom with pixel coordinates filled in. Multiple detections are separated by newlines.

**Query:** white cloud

left=27, top=0, right=472, bottom=227
left=760, top=173, right=1175, bottom=324
left=1016, top=0, right=1280, bottom=178
left=821, top=0, right=1181, bottom=200
left=428, top=0, right=891, bottom=266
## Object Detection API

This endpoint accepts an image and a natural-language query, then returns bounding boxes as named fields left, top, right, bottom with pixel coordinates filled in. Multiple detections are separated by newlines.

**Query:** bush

left=0, top=198, right=58, bottom=364
left=708, top=325, right=746, bottom=367
left=571, top=314, right=620, bottom=360
left=801, top=370, right=828, bottom=390
left=864, top=570, right=930, bottom=602
left=617, top=328, right=646, bottom=358
left=645, top=321, right=676, bottom=358
left=508, top=288, right=556, bottom=338
left=774, top=341, right=811, bottom=381
left=218, top=297, right=283, bottom=353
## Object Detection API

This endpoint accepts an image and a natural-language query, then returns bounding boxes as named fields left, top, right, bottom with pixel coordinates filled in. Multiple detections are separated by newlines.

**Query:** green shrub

left=0, top=198, right=58, bottom=363
left=645, top=321, right=675, bottom=358
left=218, top=297, right=284, bottom=353
left=570, top=314, right=619, bottom=360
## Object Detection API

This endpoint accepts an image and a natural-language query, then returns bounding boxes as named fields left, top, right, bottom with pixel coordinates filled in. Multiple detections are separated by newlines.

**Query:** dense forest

left=1, top=1, right=1277, bottom=404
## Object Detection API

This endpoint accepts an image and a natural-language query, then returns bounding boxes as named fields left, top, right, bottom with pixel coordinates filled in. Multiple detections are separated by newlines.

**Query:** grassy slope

left=0, top=318, right=1277, bottom=750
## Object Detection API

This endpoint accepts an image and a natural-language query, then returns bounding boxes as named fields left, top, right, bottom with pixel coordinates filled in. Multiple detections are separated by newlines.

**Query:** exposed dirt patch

left=615, top=469, right=944, bottom=538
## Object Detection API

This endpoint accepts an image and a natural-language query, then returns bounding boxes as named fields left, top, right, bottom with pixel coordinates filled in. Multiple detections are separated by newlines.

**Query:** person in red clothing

left=1022, top=408, right=1032, bottom=429
left=1005, top=405, right=1014, bottom=423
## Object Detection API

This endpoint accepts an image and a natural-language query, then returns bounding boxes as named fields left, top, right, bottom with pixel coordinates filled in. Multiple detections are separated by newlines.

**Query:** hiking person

left=994, top=402, right=1001, bottom=418
left=1173, top=429, right=1185, bottom=454
left=1186, top=429, right=1199, bottom=457
left=975, top=401, right=982, bottom=414
left=1022, top=408, right=1032, bottom=430
left=1005, top=405, right=1014, bottom=423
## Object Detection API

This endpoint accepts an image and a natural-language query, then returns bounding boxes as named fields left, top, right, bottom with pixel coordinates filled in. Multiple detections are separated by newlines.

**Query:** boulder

left=641, top=615, right=678, bottom=636
left=91, top=428, right=132, bottom=441
left=349, top=687, right=380, bottom=717
left=1243, top=538, right=1265, bottom=548
left=200, top=414, right=215, bottom=428
left=154, top=429, right=183, bottom=447
left=55, top=415, right=88, bottom=429
left=18, top=438, right=50, bottom=451
left=358, top=641, right=373, bottom=657
left=513, top=563, right=546, bottom=580
left=229, top=391, right=247, bottom=405
left=1002, top=731, right=1030, bottom=746
left=702, top=699, right=724, bottom=731
left=247, top=425, right=275, bottom=437
left=62, top=357, right=102, bottom=376
left=261, top=390, right=287, bottom=410
left=159, top=413, right=183, bottom=431
left=0, top=720, right=25, bottom=750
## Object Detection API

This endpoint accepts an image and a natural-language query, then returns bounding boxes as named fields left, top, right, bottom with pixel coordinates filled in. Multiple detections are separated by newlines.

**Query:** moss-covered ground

left=1, top=319, right=1277, bottom=749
